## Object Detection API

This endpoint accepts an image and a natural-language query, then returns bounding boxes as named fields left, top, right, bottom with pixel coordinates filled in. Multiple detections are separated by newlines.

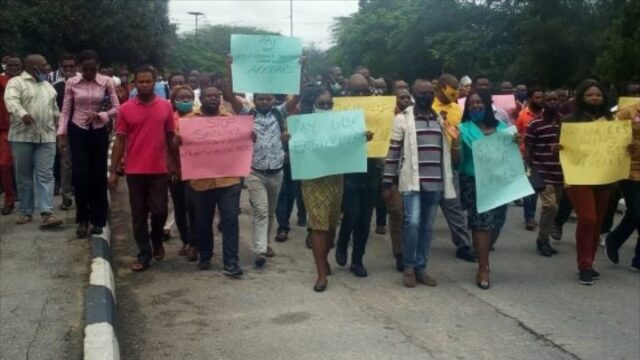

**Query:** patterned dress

left=302, top=175, right=343, bottom=231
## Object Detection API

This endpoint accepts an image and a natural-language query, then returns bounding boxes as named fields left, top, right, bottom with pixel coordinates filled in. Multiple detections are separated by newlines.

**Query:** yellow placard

left=333, top=96, right=396, bottom=158
left=559, top=120, right=632, bottom=185
left=618, top=97, right=640, bottom=110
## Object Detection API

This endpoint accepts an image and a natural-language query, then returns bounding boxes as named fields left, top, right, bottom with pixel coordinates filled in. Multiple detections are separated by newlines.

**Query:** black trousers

left=169, top=180, right=194, bottom=245
left=126, top=174, right=169, bottom=264
left=68, top=122, right=109, bottom=226
left=337, top=173, right=377, bottom=265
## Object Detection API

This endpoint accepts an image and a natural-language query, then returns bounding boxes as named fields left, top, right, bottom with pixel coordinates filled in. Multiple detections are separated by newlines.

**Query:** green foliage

left=0, top=0, right=175, bottom=68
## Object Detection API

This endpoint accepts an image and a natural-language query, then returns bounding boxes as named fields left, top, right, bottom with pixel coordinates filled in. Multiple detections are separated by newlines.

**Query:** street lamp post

left=187, top=11, right=205, bottom=40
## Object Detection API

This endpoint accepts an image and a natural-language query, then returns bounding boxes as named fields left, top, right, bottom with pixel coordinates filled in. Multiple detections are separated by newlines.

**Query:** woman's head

left=313, top=89, right=333, bottom=112
left=170, top=85, right=195, bottom=115
left=78, top=50, right=100, bottom=81
left=462, top=89, right=498, bottom=128
left=573, top=79, right=612, bottom=119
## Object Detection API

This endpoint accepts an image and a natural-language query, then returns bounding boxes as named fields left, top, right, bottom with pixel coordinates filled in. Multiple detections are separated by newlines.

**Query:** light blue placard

left=288, top=110, right=367, bottom=180
left=472, top=127, right=534, bottom=213
left=231, top=34, right=302, bottom=95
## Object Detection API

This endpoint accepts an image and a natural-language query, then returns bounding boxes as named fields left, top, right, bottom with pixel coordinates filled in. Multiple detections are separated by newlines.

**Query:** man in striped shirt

left=524, top=90, right=563, bottom=257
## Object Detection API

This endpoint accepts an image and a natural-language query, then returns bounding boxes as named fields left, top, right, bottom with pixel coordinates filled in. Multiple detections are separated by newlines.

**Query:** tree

left=0, top=0, right=175, bottom=68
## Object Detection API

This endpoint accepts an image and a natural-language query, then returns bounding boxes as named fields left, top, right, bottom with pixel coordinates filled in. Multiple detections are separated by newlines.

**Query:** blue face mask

left=175, top=101, right=193, bottom=114
left=469, top=109, right=486, bottom=123
left=34, top=68, right=48, bottom=82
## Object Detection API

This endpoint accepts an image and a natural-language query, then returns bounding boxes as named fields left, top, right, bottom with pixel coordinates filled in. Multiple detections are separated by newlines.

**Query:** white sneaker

left=599, top=233, right=608, bottom=248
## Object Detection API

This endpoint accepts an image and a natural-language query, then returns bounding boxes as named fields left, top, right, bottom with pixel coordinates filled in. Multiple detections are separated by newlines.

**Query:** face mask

left=529, top=102, right=543, bottom=111
left=442, top=86, right=459, bottom=103
left=469, top=109, right=486, bottom=123
left=544, top=104, right=558, bottom=113
left=515, top=92, right=527, bottom=102
left=256, top=107, right=271, bottom=115
left=175, top=101, right=193, bottom=113
left=413, top=94, right=434, bottom=110
left=34, top=68, right=48, bottom=82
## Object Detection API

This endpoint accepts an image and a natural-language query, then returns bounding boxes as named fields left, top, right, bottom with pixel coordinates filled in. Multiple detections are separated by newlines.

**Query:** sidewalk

left=0, top=203, right=88, bottom=360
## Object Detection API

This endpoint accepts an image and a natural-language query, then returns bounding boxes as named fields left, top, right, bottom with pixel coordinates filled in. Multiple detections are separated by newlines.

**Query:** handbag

left=526, top=166, right=546, bottom=193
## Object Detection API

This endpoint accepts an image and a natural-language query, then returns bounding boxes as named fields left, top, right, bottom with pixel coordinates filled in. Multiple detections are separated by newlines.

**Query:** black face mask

left=256, top=107, right=271, bottom=115
left=544, top=104, right=558, bottom=113
left=583, top=103, right=601, bottom=114
left=515, top=92, right=527, bottom=102
left=529, top=102, right=543, bottom=111
left=413, top=94, right=434, bottom=110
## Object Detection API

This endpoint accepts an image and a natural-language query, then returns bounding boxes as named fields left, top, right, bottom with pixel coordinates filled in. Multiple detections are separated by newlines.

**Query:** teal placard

left=288, top=110, right=368, bottom=180
left=231, top=34, right=302, bottom=95
left=472, top=127, right=534, bottom=213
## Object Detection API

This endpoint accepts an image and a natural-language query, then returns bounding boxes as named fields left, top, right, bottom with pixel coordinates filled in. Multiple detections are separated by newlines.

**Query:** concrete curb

left=84, top=224, right=120, bottom=360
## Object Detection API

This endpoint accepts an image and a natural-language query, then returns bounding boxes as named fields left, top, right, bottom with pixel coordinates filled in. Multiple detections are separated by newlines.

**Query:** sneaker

left=15, top=214, right=33, bottom=225
left=395, top=255, right=404, bottom=273
left=629, top=264, right=640, bottom=272
left=604, top=236, right=619, bottom=264
left=223, top=263, right=244, bottom=277
left=589, top=269, right=600, bottom=280
left=415, top=271, right=438, bottom=287
left=59, top=198, right=73, bottom=210
left=350, top=263, right=368, bottom=278
left=550, top=225, right=562, bottom=241
left=536, top=240, right=553, bottom=257
left=599, top=233, right=607, bottom=248
left=40, top=213, right=63, bottom=229
left=525, top=219, right=537, bottom=231
left=255, top=254, right=266, bottom=268
left=455, top=246, right=477, bottom=262
left=197, top=261, right=211, bottom=270
left=578, top=270, right=594, bottom=285
left=403, top=268, right=416, bottom=288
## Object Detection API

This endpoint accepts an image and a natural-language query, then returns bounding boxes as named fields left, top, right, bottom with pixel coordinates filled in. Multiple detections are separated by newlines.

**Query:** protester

left=525, top=91, right=563, bottom=257
left=384, top=79, right=459, bottom=288
left=168, top=85, right=198, bottom=261
left=57, top=50, right=119, bottom=237
left=458, top=90, right=510, bottom=289
left=472, top=75, right=511, bottom=124
left=0, top=55, right=21, bottom=215
left=560, top=79, right=631, bottom=285
left=108, top=64, right=177, bottom=271
left=459, top=76, right=472, bottom=99
left=392, top=80, right=409, bottom=94
left=605, top=98, right=640, bottom=272
left=516, top=87, right=544, bottom=231
left=4, top=54, right=63, bottom=227
left=335, top=73, right=379, bottom=278
left=500, top=81, right=514, bottom=94
left=275, top=135, right=307, bottom=242
left=432, top=73, right=476, bottom=262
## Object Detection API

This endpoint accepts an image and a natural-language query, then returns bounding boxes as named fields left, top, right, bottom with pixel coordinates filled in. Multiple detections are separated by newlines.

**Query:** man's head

left=459, top=76, right=472, bottom=98
left=435, top=73, right=459, bottom=105
left=133, top=65, right=157, bottom=97
left=4, top=55, right=22, bottom=77
left=412, top=79, right=434, bottom=111
left=254, top=93, right=275, bottom=114
left=392, top=80, right=409, bottom=94
left=543, top=91, right=559, bottom=113
left=329, top=66, right=344, bottom=84
left=187, top=74, right=199, bottom=90
left=527, top=87, right=544, bottom=112
left=372, top=78, right=387, bottom=94
left=167, top=72, right=186, bottom=89
left=171, top=85, right=195, bottom=114
left=78, top=50, right=100, bottom=82
left=347, top=74, right=371, bottom=96
left=472, top=75, right=491, bottom=91
left=59, top=54, right=77, bottom=80
left=500, top=81, right=514, bottom=94
left=396, top=89, right=412, bottom=112
left=200, top=86, right=223, bottom=115
left=515, top=84, right=527, bottom=102
left=24, top=54, right=48, bottom=82
left=554, top=88, right=568, bottom=105
left=119, top=67, right=129, bottom=83
left=198, top=73, right=212, bottom=89
left=353, top=65, right=369, bottom=78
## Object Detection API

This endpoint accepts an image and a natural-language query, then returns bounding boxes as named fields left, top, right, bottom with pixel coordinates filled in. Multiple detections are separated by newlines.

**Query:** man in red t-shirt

left=0, top=55, right=22, bottom=215
left=109, top=65, right=177, bottom=271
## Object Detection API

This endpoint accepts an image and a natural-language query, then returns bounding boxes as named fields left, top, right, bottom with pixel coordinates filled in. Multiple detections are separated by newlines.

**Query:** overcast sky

left=169, top=0, right=359, bottom=49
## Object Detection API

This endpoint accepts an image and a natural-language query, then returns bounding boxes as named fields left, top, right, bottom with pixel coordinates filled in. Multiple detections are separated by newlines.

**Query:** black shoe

left=589, top=268, right=600, bottom=280
left=578, top=270, right=594, bottom=285
left=395, top=255, right=404, bottom=272
left=197, top=261, right=211, bottom=270
left=223, top=263, right=243, bottom=277
left=455, top=246, right=477, bottom=262
left=60, top=198, right=73, bottom=210
left=548, top=244, right=559, bottom=255
left=350, top=263, right=368, bottom=278
left=255, top=254, right=266, bottom=268
left=605, top=236, right=619, bottom=264
left=91, top=226, right=103, bottom=235
left=313, top=281, right=327, bottom=292
left=335, top=243, right=347, bottom=266
left=297, top=219, right=307, bottom=227
left=536, top=240, right=553, bottom=257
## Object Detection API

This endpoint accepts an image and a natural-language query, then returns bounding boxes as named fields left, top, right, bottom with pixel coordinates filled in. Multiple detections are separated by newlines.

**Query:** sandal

left=153, top=245, right=165, bottom=261
left=275, top=231, right=288, bottom=243
left=1, top=205, right=14, bottom=215
left=131, top=261, right=148, bottom=272
left=76, top=223, right=89, bottom=238
left=476, top=266, right=491, bottom=290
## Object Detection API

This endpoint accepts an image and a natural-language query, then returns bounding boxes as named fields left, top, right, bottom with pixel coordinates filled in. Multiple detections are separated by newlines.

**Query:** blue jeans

left=607, top=180, right=640, bottom=267
left=523, top=193, right=538, bottom=221
left=10, top=142, right=56, bottom=215
left=403, top=191, right=443, bottom=271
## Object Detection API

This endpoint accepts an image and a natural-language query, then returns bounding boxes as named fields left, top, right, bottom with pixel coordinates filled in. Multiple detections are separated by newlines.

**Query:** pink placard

left=179, top=116, right=254, bottom=180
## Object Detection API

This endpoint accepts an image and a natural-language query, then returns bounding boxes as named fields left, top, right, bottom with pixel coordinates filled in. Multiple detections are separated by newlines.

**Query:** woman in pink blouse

left=57, top=50, right=119, bottom=237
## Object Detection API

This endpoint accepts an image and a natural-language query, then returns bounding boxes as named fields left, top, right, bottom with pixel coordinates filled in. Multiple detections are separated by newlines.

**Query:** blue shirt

left=248, top=103, right=288, bottom=170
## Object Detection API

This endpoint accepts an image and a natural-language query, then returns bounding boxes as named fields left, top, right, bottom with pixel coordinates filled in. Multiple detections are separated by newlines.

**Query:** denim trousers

left=10, top=141, right=56, bottom=215
left=403, top=190, right=443, bottom=271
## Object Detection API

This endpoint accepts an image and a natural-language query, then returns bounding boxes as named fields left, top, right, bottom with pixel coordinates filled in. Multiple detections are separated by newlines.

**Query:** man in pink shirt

left=108, top=65, right=177, bottom=272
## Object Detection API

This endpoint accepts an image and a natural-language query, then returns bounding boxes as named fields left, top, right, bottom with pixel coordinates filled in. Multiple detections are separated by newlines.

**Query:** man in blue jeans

left=275, top=161, right=306, bottom=242
left=4, top=54, right=63, bottom=228
left=383, top=79, right=459, bottom=288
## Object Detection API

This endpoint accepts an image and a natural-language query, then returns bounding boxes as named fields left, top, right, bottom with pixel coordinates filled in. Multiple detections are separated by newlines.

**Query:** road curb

left=84, top=224, right=120, bottom=360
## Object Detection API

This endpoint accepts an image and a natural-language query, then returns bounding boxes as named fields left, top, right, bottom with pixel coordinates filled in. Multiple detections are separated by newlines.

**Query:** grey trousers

left=439, top=171, right=472, bottom=249
left=247, top=170, right=284, bottom=254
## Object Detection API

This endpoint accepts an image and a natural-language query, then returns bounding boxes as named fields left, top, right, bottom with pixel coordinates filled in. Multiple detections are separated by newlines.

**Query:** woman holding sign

left=457, top=90, right=509, bottom=290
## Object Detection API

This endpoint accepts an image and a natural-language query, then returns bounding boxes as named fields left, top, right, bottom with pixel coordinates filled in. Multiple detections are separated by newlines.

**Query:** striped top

left=524, top=115, right=563, bottom=184
left=384, top=111, right=444, bottom=191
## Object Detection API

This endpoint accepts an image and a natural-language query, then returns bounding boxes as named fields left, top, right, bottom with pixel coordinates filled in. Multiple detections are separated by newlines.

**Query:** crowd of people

left=1, top=50, right=638, bottom=293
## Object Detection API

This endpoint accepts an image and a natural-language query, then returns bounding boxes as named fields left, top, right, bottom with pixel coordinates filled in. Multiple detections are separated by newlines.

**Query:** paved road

left=111, top=186, right=639, bottom=360
left=0, top=201, right=88, bottom=360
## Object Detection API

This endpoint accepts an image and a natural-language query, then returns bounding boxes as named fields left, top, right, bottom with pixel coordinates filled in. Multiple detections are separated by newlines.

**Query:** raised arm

left=284, top=56, right=306, bottom=114
left=224, top=54, right=245, bottom=115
